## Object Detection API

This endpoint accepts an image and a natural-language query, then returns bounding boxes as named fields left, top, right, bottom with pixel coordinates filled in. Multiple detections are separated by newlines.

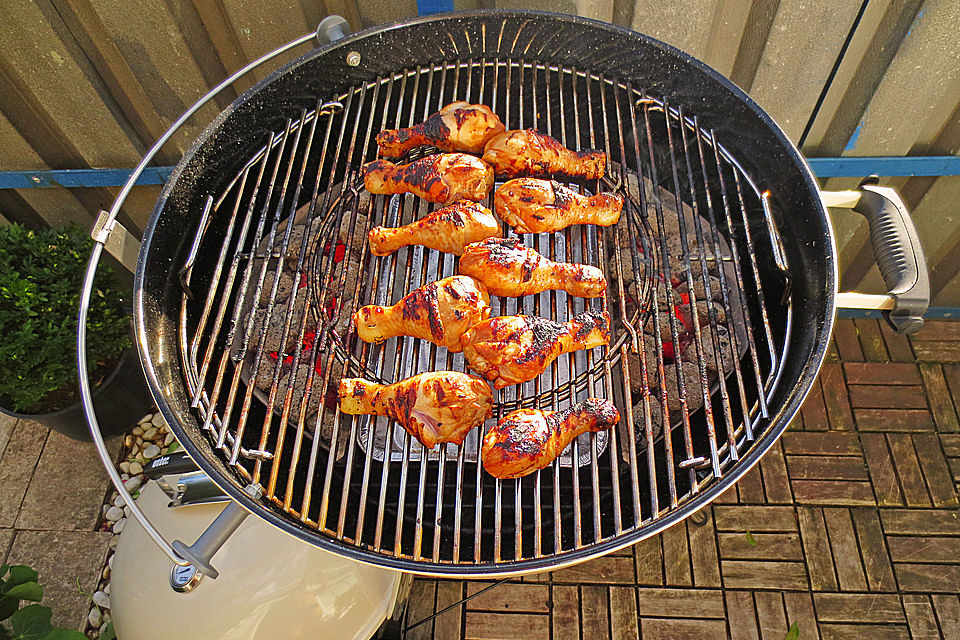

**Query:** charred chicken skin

left=376, top=102, right=506, bottom=157
left=460, top=311, right=610, bottom=388
left=368, top=201, right=501, bottom=256
left=458, top=237, right=606, bottom=297
left=339, top=372, right=493, bottom=449
left=495, top=178, right=623, bottom=234
left=482, top=129, right=606, bottom=180
left=482, top=398, right=620, bottom=479
left=363, top=153, right=494, bottom=205
left=353, top=275, right=490, bottom=352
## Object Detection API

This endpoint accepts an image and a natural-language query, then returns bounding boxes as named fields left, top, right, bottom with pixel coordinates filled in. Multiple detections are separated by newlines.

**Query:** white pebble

left=105, top=506, right=124, bottom=522
left=138, top=414, right=153, bottom=425
left=102, top=612, right=111, bottom=623
left=88, top=607, right=101, bottom=628
left=164, top=433, right=175, bottom=446
left=129, top=462, right=143, bottom=476
left=142, top=427, right=158, bottom=440
left=152, top=413, right=166, bottom=427
left=108, top=554, right=114, bottom=569
left=120, top=473, right=129, bottom=481
left=132, top=426, right=143, bottom=436
left=143, top=444, right=161, bottom=459
left=123, top=506, right=131, bottom=519
left=112, top=518, right=126, bottom=534
left=113, top=494, right=125, bottom=508
left=102, top=504, right=111, bottom=517
left=123, top=476, right=142, bottom=492
left=104, top=583, right=110, bottom=596
left=92, top=591, right=110, bottom=609
left=118, top=461, right=130, bottom=474
left=108, top=537, right=118, bottom=550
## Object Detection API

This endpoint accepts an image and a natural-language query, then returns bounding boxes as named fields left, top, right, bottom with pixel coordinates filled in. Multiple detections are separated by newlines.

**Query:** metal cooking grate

left=176, top=58, right=791, bottom=571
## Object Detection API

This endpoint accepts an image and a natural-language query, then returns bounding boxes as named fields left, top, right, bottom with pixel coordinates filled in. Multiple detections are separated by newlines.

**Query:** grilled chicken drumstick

left=482, top=129, right=606, bottom=179
left=363, top=153, right=494, bottom=205
left=339, top=372, right=493, bottom=449
left=376, top=102, right=506, bottom=157
left=459, top=237, right=606, bottom=297
left=368, top=201, right=501, bottom=256
left=494, top=178, right=623, bottom=234
left=460, top=311, right=610, bottom=388
left=482, top=398, right=620, bottom=479
left=353, top=275, right=490, bottom=352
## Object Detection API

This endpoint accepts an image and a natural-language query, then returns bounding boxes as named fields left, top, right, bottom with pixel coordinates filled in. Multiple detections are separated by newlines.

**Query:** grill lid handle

left=823, top=179, right=929, bottom=334
left=316, top=15, right=350, bottom=45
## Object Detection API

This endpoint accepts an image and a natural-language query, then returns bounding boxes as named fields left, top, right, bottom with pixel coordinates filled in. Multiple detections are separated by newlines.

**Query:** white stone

left=138, top=414, right=153, bottom=425
left=118, top=461, right=130, bottom=474
left=102, top=612, right=111, bottom=623
left=104, top=583, right=110, bottom=596
left=88, top=607, right=101, bottom=628
left=102, top=504, right=111, bottom=517
left=112, top=518, right=126, bottom=534
left=143, top=444, right=161, bottom=459
left=164, top=433, right=175, bottom=446
left=113, top=494, right=125, bottom=508
left=131, top=426, right=143, bottom=436
left=108, top=537, right=118, bottom=550
left=105, top=506, right=124, bottom=522
left=92, top=591, right=110, bottom=609
left=142, top=427, right=158, bottom=440
left=152, top=413, right=166, bottom=427
left=123, top=506, right=131, bottom=519
left=123, top=476, right=142, bottom=492
left=128, top=462, right=143, bottom=476
left=108, top=554, right=114, bottom=569
left=120, top=473, right=129, bottom=481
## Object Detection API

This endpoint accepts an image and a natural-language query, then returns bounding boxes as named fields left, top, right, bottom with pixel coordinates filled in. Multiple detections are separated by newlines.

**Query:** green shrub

left=0, top=224, right=131, bottom=413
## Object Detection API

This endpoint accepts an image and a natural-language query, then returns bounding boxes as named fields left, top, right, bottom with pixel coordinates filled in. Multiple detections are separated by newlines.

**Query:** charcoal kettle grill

left=80, top=10, right=928, bottom=591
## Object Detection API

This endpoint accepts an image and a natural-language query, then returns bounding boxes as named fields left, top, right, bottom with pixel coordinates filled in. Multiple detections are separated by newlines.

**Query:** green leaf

left=167, top=441, right=180, bottom=453
left=0, top=565, right=9, bottom=580
left=745, top=531, right=757, bottom=547
left=45, top=630, right=87, bottom=640
left=784, top=621, right=799, bottom=640
left=4, top=583, right=40, bottom=603
left=4, top=568, right=37, bottom=590
left=97, top=621, right=116, bottom=640
left=8, top=604, right=52, bottom=640
left=0, top=595, right=18, bottom=621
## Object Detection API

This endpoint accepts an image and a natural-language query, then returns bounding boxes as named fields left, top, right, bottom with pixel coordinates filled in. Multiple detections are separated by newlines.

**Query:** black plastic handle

left=852, top=181, right=929, bottom=334
left=143, top=451, right=200, bottom=480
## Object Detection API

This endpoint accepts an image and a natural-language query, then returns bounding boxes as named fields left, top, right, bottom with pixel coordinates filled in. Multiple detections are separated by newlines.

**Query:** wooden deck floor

left=403, top=319, right=960, bottom=640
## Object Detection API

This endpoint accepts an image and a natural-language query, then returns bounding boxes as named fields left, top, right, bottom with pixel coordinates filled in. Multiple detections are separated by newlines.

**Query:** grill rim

left=133, top=9, right=837, bottom=576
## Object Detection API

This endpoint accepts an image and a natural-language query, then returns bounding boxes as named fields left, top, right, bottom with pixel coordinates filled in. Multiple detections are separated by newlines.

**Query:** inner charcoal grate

left=178, top=59, right=790, bottom=569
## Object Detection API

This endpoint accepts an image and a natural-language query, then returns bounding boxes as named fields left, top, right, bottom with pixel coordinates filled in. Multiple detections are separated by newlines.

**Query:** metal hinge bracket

left=92, top=210, right=140, bottom=273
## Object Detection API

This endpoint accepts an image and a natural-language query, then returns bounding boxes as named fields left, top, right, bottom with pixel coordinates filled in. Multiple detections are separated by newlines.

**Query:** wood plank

left=406, top=580, right=436, bottom=640
left=782, top=432, right=861, bottom=456
left=861, top=432, right=905, bottom=507
left=552, top=555, right=635, bottom=584
left=853, top=409, right=935, bottom=432
left=736, top=466, right=765, bottom=504
left=941, top=434, right=960, bottom=457
left=581, top=585, right=608, bottom=640
left=880, top=508, right=960, bottom=535
left=661, top=521, right=692, bottom=587
left=721, top=560, right=808, bottom=590
left=886, top=433, right=931, bottom=506
left=687, top=516, right=721, bottom=588
left=725, top=590, right=760, bottom=640
left=912, top=341, right=960, bottom=363
left=760, top=442, right=792, bottom=503
left=920, top=363, right=959, bottom=431
left=879, top=321, right=915, bottom=362
left=823, top=508, right=868, bottom=592
left=466, top=582, right=549, bottom=613
left=435, top=581, right=464, bottom=640
left=814, top=593, right=905, bottom=623
left=783, top=592, right=820, bottom=640
left=887, top=535, right=960, bottom=563
left=820, top=363, right=855, bottom=430
left=787, top=455, right=869, bottom=481
left=791, top=480, right=875, bottom=506
left=932, top=594, right=960, bottom=640
left=713, top=505, right=797, bottom=532
left=633, top=536, right=663, bottom=585
left=464, top=612, right=549, bottom=640
left=848, top=384, right=928, bottom=409
left=850, top=508, right=897, bottom=592
left=914, top=322, right=960, bottom=342
left=854, top=318, right=890, bottom=362
left=718, top=532, right=804, bottom=561
left=609, top=587, right=639, bottom=640
left=819, top=624, right=909, bottom=640
left=801, top=376, right=830, bottom=430
left=754, top=591, right=787, bottom=640
left=843, top=362, right=920, bottom=385
left=640, top=617, right=727, bottom=640
left=833, top=320, right=864, bottom=362
left=551, top=585, right=579, bottom=640
left=902, top=594, right=939, bottom=640
left=942, top=364, right=960, bottom=432
left=635, top=588, right=725, bottom=619
left=798, top=506, right=838, bottom=590
left=894, top=563, right=960, bottom=593
left=913, top=432, right=960, bottom=507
